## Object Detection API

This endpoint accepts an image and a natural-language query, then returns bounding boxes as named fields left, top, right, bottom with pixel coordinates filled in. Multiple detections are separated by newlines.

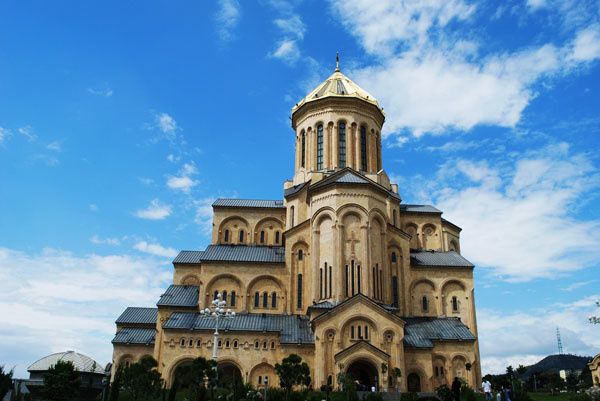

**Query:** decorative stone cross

left=346, top=231, right=359, bottom=255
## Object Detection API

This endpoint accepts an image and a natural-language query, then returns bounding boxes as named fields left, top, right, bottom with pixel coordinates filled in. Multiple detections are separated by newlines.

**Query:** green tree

left=0, top=365, right=13, bottom=400
left=590, top=301, right=599, bottom=324
left=516, top=365, right=527, bottom=376
left=175, top=357, right=216, bottom=401
left=121, top=356, right=163, bottom=401
left=108, top=365, right=122, bottom=401
left=275, top=354, right=311, bottom=401
left=41, top=360, right=81, bottom=401
left=565, top=372, right=579, bottom=392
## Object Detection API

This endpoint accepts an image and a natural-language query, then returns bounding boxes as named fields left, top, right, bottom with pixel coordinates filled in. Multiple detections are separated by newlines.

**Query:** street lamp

left=200, top=292, right=236, bottom=386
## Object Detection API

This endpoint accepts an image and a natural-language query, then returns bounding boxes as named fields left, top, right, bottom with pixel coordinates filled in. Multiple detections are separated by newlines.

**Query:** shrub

left=401, top=392, right=419, bottom=401
left=436, top=385, right=453, bottom=401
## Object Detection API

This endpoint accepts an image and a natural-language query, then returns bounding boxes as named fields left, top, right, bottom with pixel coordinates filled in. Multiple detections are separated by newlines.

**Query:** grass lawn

left=529, top=393, right=574, bottom=401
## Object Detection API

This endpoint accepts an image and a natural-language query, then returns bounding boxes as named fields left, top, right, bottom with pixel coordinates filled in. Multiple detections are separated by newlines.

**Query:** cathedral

left=112, top=61, right=482, bottom=393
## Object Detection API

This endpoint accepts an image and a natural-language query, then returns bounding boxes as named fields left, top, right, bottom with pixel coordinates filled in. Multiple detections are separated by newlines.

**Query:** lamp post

left=263, top=376, right=268, bottom=401
left=200, top=292, right=236, bottom=387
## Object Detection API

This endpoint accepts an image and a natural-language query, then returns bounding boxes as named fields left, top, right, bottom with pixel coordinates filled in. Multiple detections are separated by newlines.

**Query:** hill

left=521, top=354, right=592, bottom=379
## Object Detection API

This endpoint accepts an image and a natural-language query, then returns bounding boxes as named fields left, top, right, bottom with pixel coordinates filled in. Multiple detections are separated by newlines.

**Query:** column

left=354, top=125, right=361, bottom=170
left=361, top=224, right=371, bottom=297
left=381, top=230, right=388, bottom=303
left=332, top=123, right=339, bottom=168
left=323, top=124, right=329, bottom=170
left=312, top=228, right=320, bottom=303
left=348, top=124, right=355, bottom=169
left=369, top=131, right=376, bottom=172
left=335, top=223, right=344, bottom=302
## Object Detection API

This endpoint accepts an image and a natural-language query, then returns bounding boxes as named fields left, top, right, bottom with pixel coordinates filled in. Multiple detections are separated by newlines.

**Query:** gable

left=311, top=294, right=404, bottom=328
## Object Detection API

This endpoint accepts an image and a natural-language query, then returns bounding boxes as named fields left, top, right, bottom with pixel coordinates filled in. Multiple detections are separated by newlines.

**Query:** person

left=504, top=385, right=512, bottom=401
left=496, top=391, right=501, bottom=401
left=451, top=377, right=461, bottom=401
left=482, top=379, right=492, bottom=401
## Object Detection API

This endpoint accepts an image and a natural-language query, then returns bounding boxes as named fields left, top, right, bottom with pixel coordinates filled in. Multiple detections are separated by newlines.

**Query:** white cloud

left=156, top=112, right=177, bottom=134
left=0, top=127, right=11, bottom=144
left=90, top=235, right=121, bottom=246
left=428, top=144, right=600, bottom=281
left=167, top=162, right=199, bottom=193
left=478, top=295, right=600, bottom=374
left=526, top=0, right=547, bottom=10
left=89, top=204, right=99, bottom=212
left=568, top=24, right=600, bottom=63
left=215, top=0, right=241, bottom=42
left=133, top=241, right=177, bottom=258
left=18, top=125, right=37, bottom=142
left=0, top=247, right=171, bottom=377
left=270, top=39, right=301, bottom=64
left=274, top=15, right=306, bottom=40
left=134, top=199, right=172, bottom=220
left=87, top=87, right=113, bottom=97
left=193, top=197, right=216, bottom=235
left=46, top=141, right=62, bottom=152
left=563, top=280, right=597, bottom=292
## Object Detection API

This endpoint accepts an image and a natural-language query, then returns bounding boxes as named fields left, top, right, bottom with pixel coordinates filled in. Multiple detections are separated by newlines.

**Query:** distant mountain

left=521, top=354, right=593, bottom=379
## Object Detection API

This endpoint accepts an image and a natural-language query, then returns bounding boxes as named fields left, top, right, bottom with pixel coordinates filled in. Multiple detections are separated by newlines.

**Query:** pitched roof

left=403, top=317, right=476, bottom=348
left=163, top=312, right=314, bottom=344
left=203, top=245, right=285, bottom=263
left=173, top=250, right=204, bottom=264
left=115, top=307, right=158, bottom=326
left=284, top=182, right=309, bottom=198
left=28, top=351, right=104, bottom=374
left=112, top=328, right=155, bottom=345
left=310, top=168, right=400, bottom=200
left=212, top=199, right=285, bottom=209
left=400, top=204, right=442, bottom=214
left=410, top=250, right=474, bottom=268
left=157, top=285, right=199, bottom=307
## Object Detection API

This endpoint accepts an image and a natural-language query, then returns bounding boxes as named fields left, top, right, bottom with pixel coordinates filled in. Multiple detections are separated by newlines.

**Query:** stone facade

left=590, top=354, right=600, bottom=387
left=112, top=66, right=482, bottom=393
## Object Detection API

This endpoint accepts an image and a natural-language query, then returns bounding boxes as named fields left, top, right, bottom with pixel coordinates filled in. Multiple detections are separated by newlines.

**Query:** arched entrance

left=347, top=359, right=378, bottom=391
left=217, top=362, right=243, bottom=388
left=407, top=373, right=421, bottom=392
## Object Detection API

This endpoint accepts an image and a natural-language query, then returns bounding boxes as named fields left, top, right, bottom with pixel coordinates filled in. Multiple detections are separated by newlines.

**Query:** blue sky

left=1, top=0, right=599, bottom=377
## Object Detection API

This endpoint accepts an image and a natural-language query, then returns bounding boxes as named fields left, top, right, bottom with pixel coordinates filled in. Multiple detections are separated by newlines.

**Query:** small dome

left=293, top=69, right=382, bottom=113
left=27, top=351, right=104, bottom=374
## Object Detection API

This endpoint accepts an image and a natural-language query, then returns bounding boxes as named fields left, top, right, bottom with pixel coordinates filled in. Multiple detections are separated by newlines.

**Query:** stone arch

left=411, top=279, right=437, bottom=316
left=247, top=275, right=284, bottom=312
left=404, top=222, right=420, bottom=249
left=406, top=367, right=427, bottom=392
left=337, top=204, right=368, bottom=223
left=249, top=362, right=276, bottom=388
left=451, top=354, right=469, bottom=381
left=346, top=358, right=379, bottom=391
left=449, top=239, right=459, bottom=252
left=205, top=274, right=244, bottom=309
left=311, top=207, right=336, bottom=227
left=421, top=223, right=437, bottom=250
left=432, top=354, right=448, bottom=387
left=219, top=216, right=250, bottom=244
left=117, top=353, right=134, bottom=368
left=166, top=355, right=197, bottom=387
left=441, top=279, right=468, bottom=316
left=369, top=208, right=388, bottom=231
left=217, top=359, right=244, bottom=387
left=253, top=217, right=284, bottom=246
left=180, top=274, right=200, bottom=286
left=340, top=315, right=378, bottom=347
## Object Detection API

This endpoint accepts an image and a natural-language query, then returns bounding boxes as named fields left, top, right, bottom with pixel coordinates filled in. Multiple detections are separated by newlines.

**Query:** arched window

left=233, top=340, right=238, bottom=348
left=301, top=132, right=306, bottom=168
left=350, top=326, right=355, bottom=339
left=358, top=325, right=362, bottom=339
left=275, top=231, right=280, bottom=244
left=254, top=292, right=260, bottom=308
left=214, top=290, right=219, bottom=300
left=262, top=341, right=267, bottom=349
left=290, top=206, right=295, bottom=228
left=180, top=338, right=186, bottom=347
left=258, top=376, right=262, bottom=385
left=222, top=291, right=227, bottom=303
left=319, top=268, right=323, bottom=299
left=196, top=339, right=202, bottom=347
left=338, top=122, right=346, bottom=167
left=231, top=291, right=236, bottom=307
left=452, top=296, right=459, bottom=312
left=218, top=340, right=222, bottom=347
left=260, top=230, right=265, bottom=244
left=297, top=274, right=303, bottom=309
left=392, top=276, right=399, bottom=307
left=298, top=249, right=303, bottom=260
left=364, top=325, right=369, bottom=339
left=254, top=340, right=259, bottom=349
left=262, top=292, right=268, bottom=308
left=225, top=340, right=230, bottom=348
left=271, top=292, right=277, bottom=308
left=391, top=252, right=397, bottom=263
left=188, top=338, right=193, bottom=346
left=360, top=126, right=367, bottom=171
left=317, top=125, right=324, bottom=170
left=270, top=341, right=275, bottom=349
left=329, top=264, right=333, bottom=297
left=239, top=230, right=244, bottom=243
left=422, top=296, right=429, bottom=312
left=324, top=262, right=328, bottom=298
left=224, top=229, right=229, bottom=243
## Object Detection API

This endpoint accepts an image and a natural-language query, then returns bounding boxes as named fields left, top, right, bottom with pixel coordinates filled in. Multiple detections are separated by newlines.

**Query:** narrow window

left=372, top=267, right=376, bottom=298
left=297, top=274, right=303, bottom=309
left=357, top=265, right=361, bottom=294
left=239, top=230, right=244, bottom=243
left=317, top=125, right=324, bottom=170
left=324, top=263, right=328, bottom=297
left=338, top=122, right=346, bottom=167
left=422, top=296, right=429, bottom=312
left=360, top=126, right=367, bottom=171
left=290, top=206, right=295, bottom=227
left=358, top=325, right=362, bottom=339
left=271, top=292, right=277, bottom=308
left=231, top=291, right=236, bottom=307
left=452, top=296, right=459, bottom=312
left=365, top=325, right=369, bottom=339
left=392, top=277, right=399, bottom=307
left=254, top=341, right=259, bottom=349
left=180, top=338, right=185, bottom=346
left=301, top=132, right=306, bottom=168
left=258, top=376, right=262, bottom=385
left=391, top=252, right=397, bottom=263
left=218, top=340, right=222, bottom=348
left=260, top=230, right=265, bottom=244
left=270, top=341, right=275, bottom=349
left=226, top=340, right=230, bottom=348
left=298, top=249, right=303, bottom=260
left=233, top=340, right=238, bottom=348
left=254, top=292, right=259, bottom=308
left=393, top=210, right=397, bottom=227
left=214, top=290, right=219, bottom=300
left=345, top=265, right=349, bottom=297
left=189, top=339, right=193, bottom=347
left=329, top=264, right=332, bottom=297
left=351, top=326, right=355, bottom=339
left=275, top=231, right=280, bottom=244
left=263, top=341, right=267, bottom=349
left=224, top=229, right=229, bottom=243
left=319, top=268, right=323, bottom=299
left=351, top=260, right=355, bottom=295
left=262, top=292, right=268, bottom=308
left=222, top=291, right=227, bottom=302
left=196, top=339, right=202, bottom=347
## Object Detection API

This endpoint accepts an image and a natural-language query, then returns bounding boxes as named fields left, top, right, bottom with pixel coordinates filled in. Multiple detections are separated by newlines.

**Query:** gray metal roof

left=311, top=168, right=400, bottom=200
left=284, top=182, right=308, bottom=197
left=112, top=328, right=155, bottom=345
left=403, top=317, right=476, bottom=348
left=28, top=351, right=104, bottom=373
left=157, top=285, right=199, bottom=307
left=212, top=199, right=285, bottom=209
left=115, top=307, right=158, bottom=325
left=200, top=245, right=285, bottom=263
left=308, top=300, right=338, bottom=309
left=410, top=250, right=474, bottom=268
left=335, top=171, right=371, bottom=184
left=163, top=313, right=314, bottom=344
left=173, top=250, right=204, bottom=264
left=400, top=204, right=442, bottom=214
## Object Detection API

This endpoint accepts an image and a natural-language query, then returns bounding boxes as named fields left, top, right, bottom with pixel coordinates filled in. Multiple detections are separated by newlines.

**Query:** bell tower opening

left=346, top=359, right=378, bottom=391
